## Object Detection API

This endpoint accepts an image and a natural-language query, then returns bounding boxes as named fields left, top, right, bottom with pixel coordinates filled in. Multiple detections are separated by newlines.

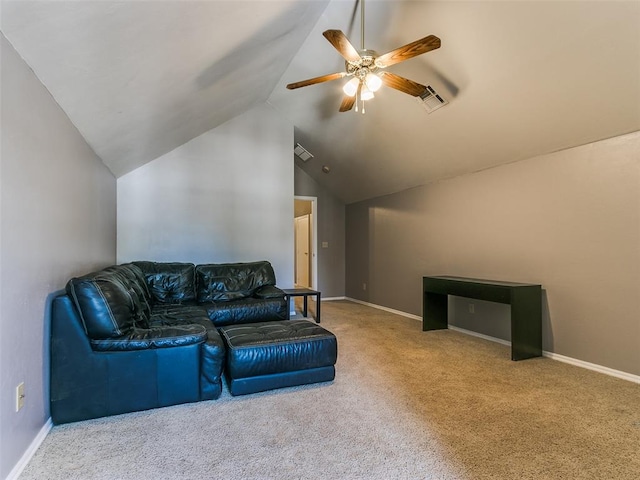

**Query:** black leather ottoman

left=219, top=320, right=337, bottom=396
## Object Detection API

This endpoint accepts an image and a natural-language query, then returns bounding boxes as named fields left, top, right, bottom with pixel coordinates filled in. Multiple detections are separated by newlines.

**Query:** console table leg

left=510, top=287, right=542, bottom=360
left=424, top=292, right=448, bottom=331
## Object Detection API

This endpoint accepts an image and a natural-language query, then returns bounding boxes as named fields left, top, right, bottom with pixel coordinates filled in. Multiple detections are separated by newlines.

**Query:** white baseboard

left=345, top=297, right=640, bottom=384
left=542, top=351, right=640, bottom=384
left=346, top=297, right=422, bottom=320
left=290, top=297, right=345, bottom=316
left=7, top=417, right=53, bottom=480
left=448, top=325, right=512, bottom=346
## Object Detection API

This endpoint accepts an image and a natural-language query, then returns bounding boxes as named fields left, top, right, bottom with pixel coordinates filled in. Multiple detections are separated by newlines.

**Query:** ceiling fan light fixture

left=361, top=84, right=375, bottom=101
left=365, top=73, right=382, bottom=92
left=286, top=0, right=443, bottom=114
left=343, top=77, right=359, bottom=97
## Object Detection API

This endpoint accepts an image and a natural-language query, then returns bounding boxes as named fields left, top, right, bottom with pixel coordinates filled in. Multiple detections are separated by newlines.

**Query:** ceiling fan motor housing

left=346, top=50, right=379, bottom=80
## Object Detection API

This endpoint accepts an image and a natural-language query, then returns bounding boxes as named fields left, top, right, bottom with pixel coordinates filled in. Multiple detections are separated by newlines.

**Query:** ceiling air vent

left=416, top=85, right=448, bottom=114
left=294, top=143, right=313, bottom=162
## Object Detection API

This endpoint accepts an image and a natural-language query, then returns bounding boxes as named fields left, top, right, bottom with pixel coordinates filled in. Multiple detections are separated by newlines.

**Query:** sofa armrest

left=254, top=285, right=285, bottom=299
left=90, top=325, right=207, bottom=351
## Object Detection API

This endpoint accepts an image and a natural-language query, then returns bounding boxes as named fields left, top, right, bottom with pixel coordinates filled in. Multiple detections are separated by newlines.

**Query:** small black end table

left=283, top=288, right=321, bottom=323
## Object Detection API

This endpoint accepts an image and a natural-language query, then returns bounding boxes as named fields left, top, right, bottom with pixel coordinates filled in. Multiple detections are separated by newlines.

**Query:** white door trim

left=294, top=196, right=318, bottom=290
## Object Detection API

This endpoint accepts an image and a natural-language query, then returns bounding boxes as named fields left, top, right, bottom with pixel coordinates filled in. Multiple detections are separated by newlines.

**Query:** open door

left=294, top=215, right=310, bottom=287
left=293, top=196, right=317, bottom=289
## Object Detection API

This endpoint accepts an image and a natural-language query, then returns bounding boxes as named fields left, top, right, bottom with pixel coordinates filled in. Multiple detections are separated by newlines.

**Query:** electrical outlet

left=16, top=382, right=25, bottom=412
left=362, top=283, right=367, bottom=291
left=468, top=303, right=475, bottom=314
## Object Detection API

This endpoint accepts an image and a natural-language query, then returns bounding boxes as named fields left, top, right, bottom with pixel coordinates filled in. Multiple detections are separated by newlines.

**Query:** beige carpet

left=20, top=300, right=640, bottom=479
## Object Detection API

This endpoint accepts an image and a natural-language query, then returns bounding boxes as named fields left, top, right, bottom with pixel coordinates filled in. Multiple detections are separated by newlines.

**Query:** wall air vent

left=416, top=85, right=448, bottom=113
left=294, top=143, right=314, bottom=162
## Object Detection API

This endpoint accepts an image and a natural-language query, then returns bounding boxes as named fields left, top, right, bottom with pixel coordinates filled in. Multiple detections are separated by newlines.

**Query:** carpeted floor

left=20, top=300, right=640, bottom=479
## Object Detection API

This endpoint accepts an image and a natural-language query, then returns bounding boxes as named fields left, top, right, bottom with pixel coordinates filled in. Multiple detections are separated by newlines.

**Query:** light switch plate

left=16, top=382, right=25, bottom=412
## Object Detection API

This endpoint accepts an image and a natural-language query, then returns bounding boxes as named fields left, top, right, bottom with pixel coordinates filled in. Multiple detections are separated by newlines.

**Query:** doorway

left=295, top=215, right=310, bottom=287
left=294, top=196, right=317, bottom=289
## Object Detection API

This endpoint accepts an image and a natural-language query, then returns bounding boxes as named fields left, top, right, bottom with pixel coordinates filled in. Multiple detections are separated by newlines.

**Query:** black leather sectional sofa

left=51, top=260, right=289, bottom=424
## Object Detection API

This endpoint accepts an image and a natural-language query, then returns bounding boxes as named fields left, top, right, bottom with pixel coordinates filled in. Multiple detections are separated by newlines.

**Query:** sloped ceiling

left=269, top=0, right=640, bottom=203
left=0, top=0, right=329, bottom=177
left=2, top=1, right=639, bottom=203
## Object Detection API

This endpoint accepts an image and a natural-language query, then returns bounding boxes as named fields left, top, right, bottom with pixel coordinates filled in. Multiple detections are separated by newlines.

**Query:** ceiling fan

left=286, top=0, right=441, bottom=113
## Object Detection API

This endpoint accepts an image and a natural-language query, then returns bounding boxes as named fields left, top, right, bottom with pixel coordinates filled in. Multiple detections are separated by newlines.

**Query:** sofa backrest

left=66, top=264, right=151, bottom=339
left=133, top=261, right=196, bottom=304
left=106, top=263, right=152, bottom=323
left=196, top=261, right=276, bottom=302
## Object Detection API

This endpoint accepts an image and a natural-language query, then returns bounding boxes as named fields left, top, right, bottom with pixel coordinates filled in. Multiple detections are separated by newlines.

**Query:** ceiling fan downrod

left=357, top=0, right=370, bottom=114
left=359, top=0, right=364, bottom=114
left=361, top=0, right=365, bottom=51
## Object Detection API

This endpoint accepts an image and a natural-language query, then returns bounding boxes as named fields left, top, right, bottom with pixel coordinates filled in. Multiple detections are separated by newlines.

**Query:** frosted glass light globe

left=365, top=73, right=382, bottom=92
left=342, top=77, right=360, bottom=97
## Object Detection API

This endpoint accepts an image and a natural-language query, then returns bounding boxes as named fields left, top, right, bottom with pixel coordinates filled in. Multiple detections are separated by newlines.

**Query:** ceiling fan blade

left=323, top=29, right=362, bottom=64
left=375, top=35, right=441, bottom=68
left=286, top=72, right=346, bottom=90
left=339, top=95, right=356, bottom=112
left=380, top=72, right=428, bottom=97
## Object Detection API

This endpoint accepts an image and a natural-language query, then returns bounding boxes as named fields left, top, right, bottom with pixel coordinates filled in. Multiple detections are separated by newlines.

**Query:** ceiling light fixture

left=286, top=0, right=442, bottom=114
left=342, top=77, right=359, bottom=97
left=360, top=84, right=374, bottom=101
left=340, top=0, right=381, bottom=114
left=365, top=72, right=382, bottom=92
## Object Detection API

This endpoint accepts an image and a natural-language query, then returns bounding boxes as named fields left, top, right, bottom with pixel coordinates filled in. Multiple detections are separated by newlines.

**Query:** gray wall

left=294, top=165, right=345, bottom=298
left=0, top=35, right=116, bottom=478
left=346, top=132, right=640, bottom=376
left=117, top=103, right=295, bottom=288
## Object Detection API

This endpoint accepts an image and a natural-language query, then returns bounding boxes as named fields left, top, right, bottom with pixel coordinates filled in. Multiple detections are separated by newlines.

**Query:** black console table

left=423, top=276, right=542, bottom=361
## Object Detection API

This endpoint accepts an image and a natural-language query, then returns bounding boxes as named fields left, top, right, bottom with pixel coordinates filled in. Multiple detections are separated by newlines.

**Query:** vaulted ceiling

left=2, top=1, right=639, bottom=204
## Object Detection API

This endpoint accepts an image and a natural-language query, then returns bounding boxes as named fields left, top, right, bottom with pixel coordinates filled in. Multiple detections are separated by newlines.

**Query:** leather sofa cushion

left=254, top=285, right=285, bottom=299
left=220, top=320, right=337, bottom=379
left=101, top=264, right=152, bottom=327
left=148, top=304, right=226, bottom=400
left=67, top=269, right=138, bottom=339
left=148, top=304, right=208, bottom=324
left=196, top=261, right=277, bottom=302
left=119, top=263, right=152, bottom=302
left=90, top=325, right=207, bottom=351
left=134, top=262, right=196, bottom=304
left=203, top=297, right=287, bottom=327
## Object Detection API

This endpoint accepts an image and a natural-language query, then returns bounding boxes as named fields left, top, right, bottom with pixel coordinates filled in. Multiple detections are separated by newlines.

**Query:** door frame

left=294, top=195, right=318, bottom=290
left=294, top=214, right=311, bottom=287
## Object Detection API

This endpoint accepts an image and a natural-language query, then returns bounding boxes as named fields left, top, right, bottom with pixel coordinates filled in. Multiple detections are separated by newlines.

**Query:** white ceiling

left=1, top=0, right=329, bottom=177
left=2, top=1, right=639, bottom=203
